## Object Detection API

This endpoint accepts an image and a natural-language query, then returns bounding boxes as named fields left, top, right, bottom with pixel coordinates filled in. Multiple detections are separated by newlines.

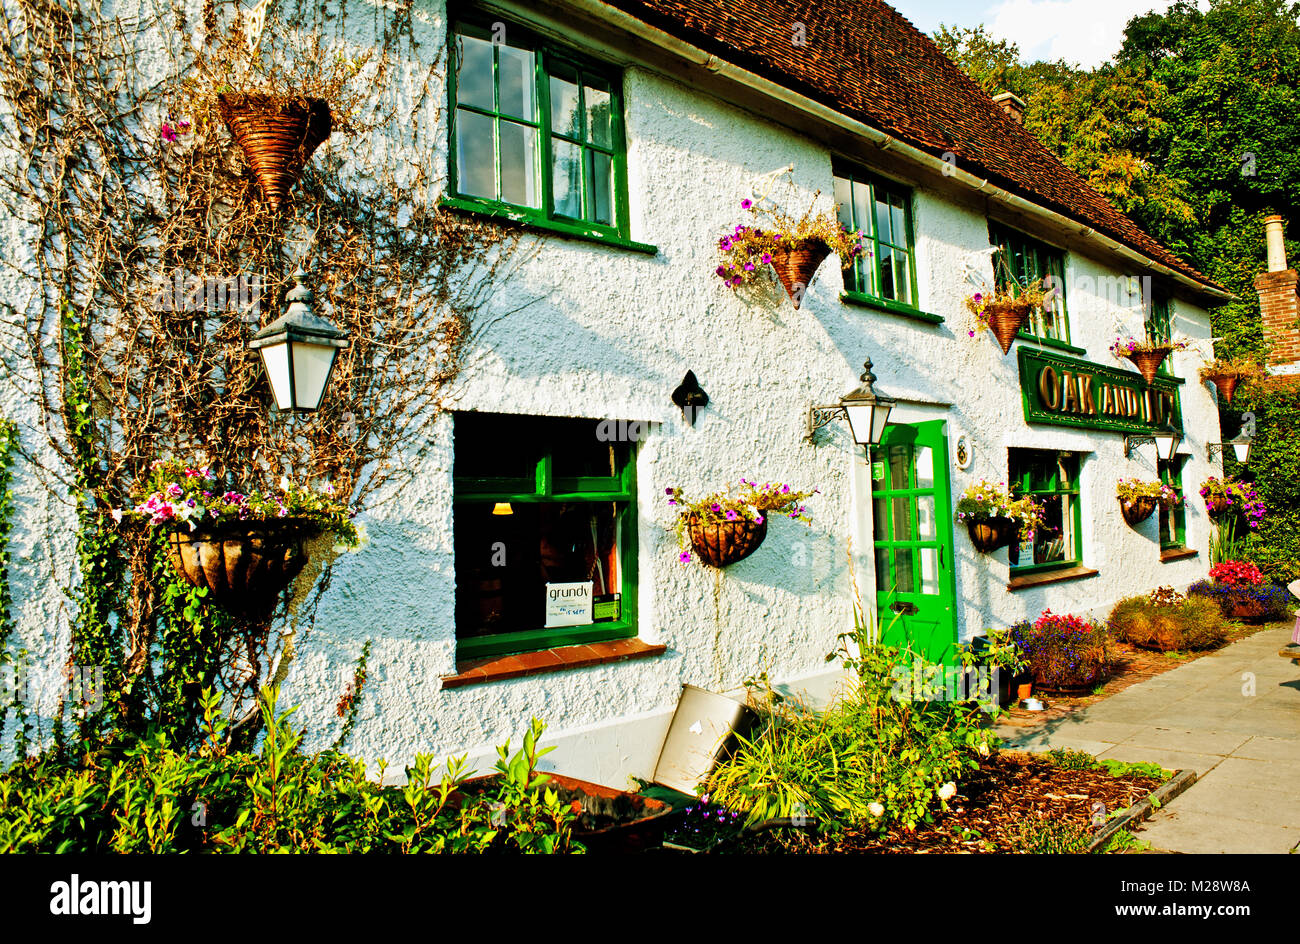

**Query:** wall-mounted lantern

left=1208, top=411, right=1255, bottom=465
left=671, top=371, right=709, bottom=426
left=1124, top=418, right=1182, bottom=462
left=806, top=358, right=897, bottom=449
left=249, top=268, right=350, bottom=412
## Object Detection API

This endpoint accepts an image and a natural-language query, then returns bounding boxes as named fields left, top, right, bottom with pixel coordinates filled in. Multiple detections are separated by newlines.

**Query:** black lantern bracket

left=805, top=404, right=848, bottom=442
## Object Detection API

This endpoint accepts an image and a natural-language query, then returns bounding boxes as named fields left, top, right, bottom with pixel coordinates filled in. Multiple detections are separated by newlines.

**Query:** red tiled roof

left=601, top=0, right=1224, bottom=293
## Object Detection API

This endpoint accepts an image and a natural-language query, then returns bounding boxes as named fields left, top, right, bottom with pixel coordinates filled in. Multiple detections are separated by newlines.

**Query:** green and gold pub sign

left=1018, top=348, right=1182, bottom=434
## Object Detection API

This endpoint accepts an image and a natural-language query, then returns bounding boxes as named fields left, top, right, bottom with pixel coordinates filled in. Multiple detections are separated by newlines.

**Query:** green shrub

left=1010, top=817, right=1092, bottom=854
left=1109, top=593, right=1229, bottom=651
left=0, top=688, right=580, bottom=854
left=705, top=635, right=997, bottom=835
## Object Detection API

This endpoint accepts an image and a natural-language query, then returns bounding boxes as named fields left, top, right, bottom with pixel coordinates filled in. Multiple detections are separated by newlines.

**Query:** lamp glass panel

left=290, top=340, right=339, bottom=411
left=1233, top=441, right=1251, bottom=463
left=870, top=402, right=893, bottom=444
left=841, top=402, right=875, bottom=446
left=258, top=341, right=295, bottom=412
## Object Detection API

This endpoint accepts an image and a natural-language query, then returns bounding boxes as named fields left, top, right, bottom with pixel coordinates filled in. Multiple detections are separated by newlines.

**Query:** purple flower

left=740, top=199, right=753, bottom=210
left=161, top=123, right=178, bottom=143
left=679, top=550, right=691, bottom=563
left=725, top=509, right=739, bottom=520
left=743, top=262, right=756, bottom=271
left=761, top=253, right=772, bottom=264
left=711, top=503, right=722, bottom=512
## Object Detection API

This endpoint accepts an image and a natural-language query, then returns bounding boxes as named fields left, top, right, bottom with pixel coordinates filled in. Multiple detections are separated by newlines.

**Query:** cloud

left=986, top=0, right=1177, bottom=67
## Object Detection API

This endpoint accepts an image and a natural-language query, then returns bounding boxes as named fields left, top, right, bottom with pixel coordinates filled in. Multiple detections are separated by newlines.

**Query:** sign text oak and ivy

left=1018, top=348, right=1183, bottom=434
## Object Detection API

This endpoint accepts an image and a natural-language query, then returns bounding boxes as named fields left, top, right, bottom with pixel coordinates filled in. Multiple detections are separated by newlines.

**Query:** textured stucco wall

left=0, top=0, right=1225, bottom=781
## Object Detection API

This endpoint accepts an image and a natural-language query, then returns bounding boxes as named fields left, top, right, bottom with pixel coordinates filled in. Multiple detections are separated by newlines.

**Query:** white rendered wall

left=0, top=1, right=1224, bottom=781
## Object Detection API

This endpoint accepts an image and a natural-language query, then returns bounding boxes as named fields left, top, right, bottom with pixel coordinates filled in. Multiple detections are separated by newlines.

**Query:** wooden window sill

left=1160, top=547, right=1198, bottom=562
left=840, top=291, right=944, bottom=324
left=441, top=638, right=666, bottom=689
left=1007, top=565, right=1099, bottom=591
left=440, top=195, right=658, bottom=255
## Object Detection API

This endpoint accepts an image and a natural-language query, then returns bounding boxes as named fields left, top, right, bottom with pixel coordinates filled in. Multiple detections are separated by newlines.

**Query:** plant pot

left=768, top=240, right=831, bottom=308
left=966, top=516, right=1018, bottom=553
left=983, top=298, right=1034, bottom=355
left=687, top=515, right=768, bottom=567
left=217, top=93, right=332, bottom=211
left=1016, top=681, right=1033, bottom=701
left=166, top=518, right=320, bottom=614
left=1203, top=372, right=1239, bottom=404
left=1222, top=592, right=1267, bottom=623
left=1122, top=345, right=1174, bottom=384
left=1120, top=495, right=1158, bottom=526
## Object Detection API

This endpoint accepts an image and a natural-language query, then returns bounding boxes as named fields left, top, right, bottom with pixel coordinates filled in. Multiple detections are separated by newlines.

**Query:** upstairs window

left=449, top=18, right=627, bottom=238
left=453, top=412, right=637, bottom=659
left=1144, top=280, right=1176, bottom=377
left=989, top=223, right=1071, bottom=345
left=1008, top=449, right=1083, bottom=574
left=834, top=168, right=918, bottom=308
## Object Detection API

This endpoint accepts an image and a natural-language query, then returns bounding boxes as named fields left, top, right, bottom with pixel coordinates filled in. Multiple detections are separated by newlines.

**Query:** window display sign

left=1018, top=348, right=1183, bottom=435
left=545, top=581, right=594, bottom=627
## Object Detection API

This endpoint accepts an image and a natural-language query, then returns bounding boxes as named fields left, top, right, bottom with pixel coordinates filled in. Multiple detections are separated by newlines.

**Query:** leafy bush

left=1187, top=580, right=1294, bottom=624
left=0, top=689, right=580, bottom=854
left=1010, top=817, right=1092, bottom=854
left=1011, top=610, right=1116, bottom=689
left=705, top=638, right=996, bottom=835
left=1108, top=593, right=1229, bottom=652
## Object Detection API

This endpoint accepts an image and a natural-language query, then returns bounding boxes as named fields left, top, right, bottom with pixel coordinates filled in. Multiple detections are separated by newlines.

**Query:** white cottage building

left=2, top=0, right=1234, bottom=783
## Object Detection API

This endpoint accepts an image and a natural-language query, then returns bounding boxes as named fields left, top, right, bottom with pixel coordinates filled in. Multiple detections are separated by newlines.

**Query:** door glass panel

left=893, top=547, right=915, bottom=593
left=916, top=495, right=936, bottom=540
left=873, top=496, right=889, bottom=541
left=455, top=109, right=496, bottom=199
left=891, top=495, right=913, bottom=540
left=919, top=547, right=938, bottom=594
left=914, top=446, right=933, bottom=489
left=874, top=546, right=891, bottom=591
left=497, top=45, right=536, bottom=119
left=887, top=445, right=909, bottom=491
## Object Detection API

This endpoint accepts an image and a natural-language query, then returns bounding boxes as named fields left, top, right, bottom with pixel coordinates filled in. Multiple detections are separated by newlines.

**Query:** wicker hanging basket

left=217, top=93, right=332, bottom=211
left=966, top=516, right=1018, bottom=553
left=686, top=515, right=768, bottom=567
left=166, top=519, right=320, bottom=614
left=983, top=298, right=1034, bottom=355
left=768, top=240, right=831, bottom=309
left=1122, top=345, right=1174, bottom=384
left=1120, top=496, right=1158, bottom=526
left=1203, top=372, right=1239, bottom=404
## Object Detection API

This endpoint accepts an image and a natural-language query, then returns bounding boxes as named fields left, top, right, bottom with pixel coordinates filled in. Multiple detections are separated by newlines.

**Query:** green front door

left=870, top=420, right=958, bottom=664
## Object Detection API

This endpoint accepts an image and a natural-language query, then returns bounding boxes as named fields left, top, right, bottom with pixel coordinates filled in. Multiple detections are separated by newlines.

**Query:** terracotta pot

left=983, top=298, right=1034, bottom=355
left=1016, top=682, right=1033, bottom=701
left=217, top=93, right=332, bottom=211
left=768, top=240, right=831, bottom=308
left=1203, top=372, right=1239, bottom=404
left=166, top=519, right=320, bottom=614
left=966, top=516, right=1018, bottom=553
left=687, top=515, right=768, bottom=567
left=1120, top=495, right=1158, bottom=526
left=1122, top=345, right=1174, bottom=384
left=1223, top=593, right=1267, bottom=623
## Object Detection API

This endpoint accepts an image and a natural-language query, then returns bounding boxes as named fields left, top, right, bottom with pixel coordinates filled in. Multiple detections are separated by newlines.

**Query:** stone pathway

left=996, top=624, right=1300, bottom=853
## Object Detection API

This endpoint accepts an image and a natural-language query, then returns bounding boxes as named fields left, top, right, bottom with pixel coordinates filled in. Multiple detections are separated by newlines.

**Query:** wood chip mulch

left=726, top=752, right=1163, bottom=854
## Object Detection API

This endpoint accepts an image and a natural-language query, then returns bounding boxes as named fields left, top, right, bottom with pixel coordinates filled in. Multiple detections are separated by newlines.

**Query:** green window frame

left=989, top=223, right=1073, bottom=348
left=834, top=167, right=920, bottom=311
left=448, top=16, right=632, bottom=243
left=1144, top=281, right=1176, bottom=378
left=452, top=413, right=638, bottom=659
left=1008, top=449, right=1084, bottom=575
left=1158, top=456, right=1186, bottom=549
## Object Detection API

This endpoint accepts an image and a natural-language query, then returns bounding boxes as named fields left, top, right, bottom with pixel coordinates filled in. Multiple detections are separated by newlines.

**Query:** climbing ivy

left=0, top=417, right=20, bottom=749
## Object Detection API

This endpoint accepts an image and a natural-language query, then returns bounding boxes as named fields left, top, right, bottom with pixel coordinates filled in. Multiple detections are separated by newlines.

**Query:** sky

left=890, top=0, right=1181, bottom=68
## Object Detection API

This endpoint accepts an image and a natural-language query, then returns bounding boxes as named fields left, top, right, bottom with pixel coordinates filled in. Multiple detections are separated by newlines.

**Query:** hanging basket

left=966, top=516, right=1019, bottom=553
left=983, top=298, right=1034, bottom=355
left=1203, top=372, right=1239, bottom=404
left=1122, top=345, right=1174, bottom=384
left=1120, top=496, right=1158, bottom=526
left=686, top=515, right=768, bottom=567
left=217, top=93, right=332, bottom=211
left=166, top=518, right=321, bottom=614
left=768, top=240, right=831, bottom=309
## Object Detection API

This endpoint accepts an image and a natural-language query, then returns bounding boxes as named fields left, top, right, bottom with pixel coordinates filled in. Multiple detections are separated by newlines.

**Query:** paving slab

left=1138, top=809, right=1300, bottom=854
left=1118, top=727, right=1252, bottom=756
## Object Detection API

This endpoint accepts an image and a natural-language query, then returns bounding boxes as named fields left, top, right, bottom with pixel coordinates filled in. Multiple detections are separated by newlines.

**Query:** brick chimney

left=992, top=91, right=1026, bottom=125
left=1255, top=215, right=1300, bottom=373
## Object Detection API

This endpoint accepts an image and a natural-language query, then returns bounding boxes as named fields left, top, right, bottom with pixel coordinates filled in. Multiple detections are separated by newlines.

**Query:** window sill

left=1160, top=547, right=1198, bottom=562
left=440, top=195, right=658, bottom=255
left=1014, top=332, right=1087, bottom=356
left=1007, top=565, right=1099, bottom=591
left=441, top=638, right=667, bottom=689
left=840, top=291, right=944, bottom=324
